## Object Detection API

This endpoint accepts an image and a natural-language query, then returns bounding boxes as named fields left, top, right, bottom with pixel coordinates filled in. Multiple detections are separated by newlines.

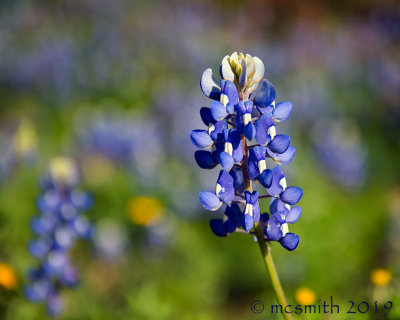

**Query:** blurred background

left=0, top=0, right=399, bottom=319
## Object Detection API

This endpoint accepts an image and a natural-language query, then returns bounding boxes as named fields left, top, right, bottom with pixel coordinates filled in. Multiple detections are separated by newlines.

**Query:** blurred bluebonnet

left=26, top=157, right=92, bottom=317
left=78, top=113, right=136, bottom=165
left=312, top=120, right=367, bottom=190
left=191, top=52, right=303, bottom=251
left=78, top=111, right=164, bottom=183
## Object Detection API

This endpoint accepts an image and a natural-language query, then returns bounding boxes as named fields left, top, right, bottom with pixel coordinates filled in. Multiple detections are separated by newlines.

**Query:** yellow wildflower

left=295, top=287, right=316, bottom=305
left=127, top=196, right=163, bottom=226
left=0, top=263, right=17, bottom=290
left=371, top=268, right=392, bottom=287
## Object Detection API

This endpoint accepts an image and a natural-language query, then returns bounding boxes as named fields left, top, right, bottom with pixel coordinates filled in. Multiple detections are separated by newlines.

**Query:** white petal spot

left=279, top=177, right=287, bottom=190
left=208, top=124, right=216, bottom=135
left=220, top=93, right=229, bottom=107
left=280, top=223, right=289, bottom=236
left=258, top=159, right=267, bottom=174
left=244, top=203, right=254, bottom=217
left=268, top=126, right=277, bottom=140
left=224, top=142, right=233, bottom=156
left=243, top=113, right=252, bottom=126
left=215, top=183, right=225, bottom=196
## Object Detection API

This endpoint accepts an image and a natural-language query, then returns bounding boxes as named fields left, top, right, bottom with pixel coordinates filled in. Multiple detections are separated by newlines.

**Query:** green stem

left=241, top=137, right=292, bottom=320
left=254, top=223, right=293, bottom=320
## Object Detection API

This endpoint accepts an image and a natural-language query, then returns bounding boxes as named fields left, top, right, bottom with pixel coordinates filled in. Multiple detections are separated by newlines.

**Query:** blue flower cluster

left=191, top=53, right=303, bottom=251
left=25, top=158, right=92, bottom=317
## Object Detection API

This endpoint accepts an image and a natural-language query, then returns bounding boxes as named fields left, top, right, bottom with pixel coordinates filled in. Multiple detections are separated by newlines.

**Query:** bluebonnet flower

left=25, top=157, right=92, bottom=317
left=191, top=52, right=303, bottom=251
left=199, top=170, right=235, bottom=211
left=209, top=204, right=242, bottom=237
left=242, top=191, right=261, bottom=232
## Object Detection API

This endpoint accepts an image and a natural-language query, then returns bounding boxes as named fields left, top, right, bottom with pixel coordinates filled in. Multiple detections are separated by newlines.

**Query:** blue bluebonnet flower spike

left=192, top=52, right=303, bottom=251
left=25, top=157, right=92, bottom=317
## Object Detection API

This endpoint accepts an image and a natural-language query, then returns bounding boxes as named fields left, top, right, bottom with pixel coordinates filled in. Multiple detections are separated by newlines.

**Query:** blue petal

left=200, top=107, right=213, bottom=126
left=195, top=150, right=218, bottom=169
left=199, top=191, right=222, bottom=211
left=244, top=190, right=251, bottom=203
left=270, top=212, right=286, bottom=224
left=257, top=105, right=275, bottom=114
left=54, top=227, right=75, bottom=249
left=31, top=214, right=56, bottom=236
left=244, top=123, right=256, bottom=141
left=270, top=198, right=288, bottom=214
left=268, top=135, right=290, bottom=154
left=211, top=142, right=224, bottom=163
left=273, top=102, right=293, bottom=122
left=254, top=79, right=276, bottom=107
left=190, top=130, right=213, bottom=149
left=31, top=217, right=45, bottom=235
left=216, top=170, right=235, bottom=203
left=200, top=68, right=221, bottom=100
left=229, top=129, right=241, bottom=149
left=28, top=239, right=52, bottom=259
left=266, top=166, right=285, bottom=197
left=232, top=143, right=244, bottom=163
left=264, top=224, right=283, bottom=241
left=242, top=214, right=254, bottom=232
left=250, top=191, right=259, bottom=206
left=210, top=219, right=228, bottom=237
left=221, top=80, right=239, bottom=106
left=229, top=167, right=245, bottom=194
left=228, top=130, right=243, bottom=163
left=235, top=115, right=244, bottom=135
left=286, top=206, right=302, bottom=224
left=25, top=281, right=52, bottom=302
left=224, top=219, right=237, bottom=234
left=247, top=153, right=259, bottom=180
left=220, top=152, right=234, bottom=172
left=36, top=191, right=60, bottom=212
left=259, top=169, right=273, bottom=188
left=253, top=202, right=260, bottom=223
left=255, top=113, right=275, bottom=145
left=43, top=251, right=68, bottom=276
left=71, top=216, right=92, bottom=239
left=210, top=101, right=227, bottom=121
left=267, top=146, right=296, bottom=165
left=226, top=103, right=235, bottom=114
left=244, top=101, right=254, bottom=113
left=247, top=148, right=263, bottom=180
left=222, top=128, right=229, bottom=141
left=252, top=146, right=267, bottom=162
left=280, top=233, right=299, bottom=251
left=280, top=187, right=303, bottom=205
left=270, top=197, right=279, bottom=214
left=235, top=101, right=246, bottom=114
left=70, top=191, right=92, bottom=210
left=209, top=120, right=228, bottom=142
left=225, top=204, right=243, bottom=227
